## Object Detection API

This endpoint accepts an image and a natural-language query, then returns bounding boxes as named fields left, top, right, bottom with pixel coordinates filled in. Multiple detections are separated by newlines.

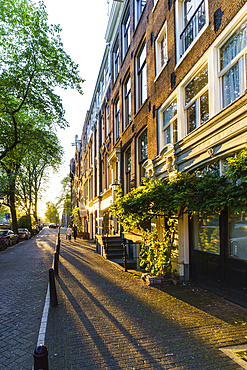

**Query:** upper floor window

left=155, top=22, right=167, bottom=77
left=122, top=6, right=130, bottom=58
left=101, top=115, right=104, bottom=146
left=185, top=63, right=209, bottom=134
left=163, top=98, right=178, bottom=146
left=114, top=98, right=120, bottom=143
left=135, top=0, right=146, bottom=27
left=106, top=104, right=110, bottom=137
left=219, top=19, right=247, bottom=108
left=137, top=129, right=147, bottom=184
left=176, top=0, right=207, bottom=61
left=136, top=40, right=147, bottom=111
left=123, top=73, right=131, bottom=130
left=125, top=147, right=131, bottom=194
left=113, top=38, right=119, bottom=82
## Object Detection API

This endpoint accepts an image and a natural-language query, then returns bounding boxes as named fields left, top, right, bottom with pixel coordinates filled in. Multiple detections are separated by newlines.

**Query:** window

left=106, top=104, right=110, bottom=137
left=114, top=98, right=120, bottom=143
left=113, top=38, right=119, bottom=82
left=192, top=213, right=220, bottom=255
left=162, top=98, right=178, bottom=146
left=184, top=64, right=209, bottom=134
left=219, top=19, right=247, bottom=108
left=175, top=0, right=207, bottom=61
left=123, top=74, right=131, bottom=130
left=101, top=115, right=104, bottom=146
left=122, top=6, right=130, bottom=57
left=229, top=211, right=247, bottom=261
left=101, top=159, right=105, bottom=193
left=155, top=23, right=168, bottom=76
left=137, top=129, right=147, bottom=183
left=135, top=0, right=146, bottom=26
left=136, top=40, right=147, bottom=111
left=125, top=147, right=131, bottom=194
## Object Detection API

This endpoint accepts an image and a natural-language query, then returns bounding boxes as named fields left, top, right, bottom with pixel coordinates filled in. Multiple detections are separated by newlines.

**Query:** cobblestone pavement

left=0, top=228, right=56, bottom=370
left=45, top=234, right=247, bottom=370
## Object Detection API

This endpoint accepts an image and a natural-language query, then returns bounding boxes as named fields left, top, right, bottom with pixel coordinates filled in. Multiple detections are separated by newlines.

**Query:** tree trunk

left=9, top=189, right=18, bottom=234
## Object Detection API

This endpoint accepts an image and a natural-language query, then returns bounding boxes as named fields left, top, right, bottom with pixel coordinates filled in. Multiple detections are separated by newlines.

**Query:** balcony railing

left=180, top=0, right=206, bottom=55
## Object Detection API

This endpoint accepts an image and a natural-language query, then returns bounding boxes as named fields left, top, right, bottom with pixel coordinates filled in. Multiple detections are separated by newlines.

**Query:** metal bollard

left=33, top=344, right=49, bottom=370
left=49, top=268, right=58, bottom=307
left=53, top=252, right=59, bottom=275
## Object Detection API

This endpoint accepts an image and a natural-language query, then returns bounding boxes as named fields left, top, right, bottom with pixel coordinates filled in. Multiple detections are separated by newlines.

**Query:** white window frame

left=123, top=73, right=131, bottom=130
left=136, top=128, right=148, bottom=186
left=217, top=17, right=247, bottom=109
left=114, top=97, right=120, bottom=143
left=113, top=38, right=119, bottom=82
left=155, top=22, right=168, bottom=79
left=161, top=98, right=178, bottom=148
left=136, top=39, right=147, bottom=111
left=124, top=146, right=131, bottom=194
left=106, top=103, right=110, bottom=137
left=175, top=0, right=208, bottom=66
left=183, top=63, right=209, bottom=134
left=122, top=5, right=130, bottom=58
left=135, top=0, right=146, bottom=28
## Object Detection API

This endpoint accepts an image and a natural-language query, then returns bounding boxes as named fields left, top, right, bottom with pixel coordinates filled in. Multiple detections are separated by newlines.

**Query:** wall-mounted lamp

left=111, top=180, right=121, bottom=192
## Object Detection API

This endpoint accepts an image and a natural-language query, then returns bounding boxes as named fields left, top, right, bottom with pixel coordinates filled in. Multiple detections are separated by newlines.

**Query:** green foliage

left=140, top=222, right=177, bottom=276
left=71, top=207, right=83, bottom=232
left=44, top=201, right=59, bottom=224
left=17, top=214, right=31, bottom=231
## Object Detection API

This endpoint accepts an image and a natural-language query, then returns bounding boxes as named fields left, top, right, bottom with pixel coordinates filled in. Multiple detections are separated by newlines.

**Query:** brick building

left=70, top=0, right=247, bottom=307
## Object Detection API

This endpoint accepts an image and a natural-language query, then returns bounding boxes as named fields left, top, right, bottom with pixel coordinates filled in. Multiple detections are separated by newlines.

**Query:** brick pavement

left=45, top=234, right=247, bottom=370
left=0, top=229, right=56, bottom=370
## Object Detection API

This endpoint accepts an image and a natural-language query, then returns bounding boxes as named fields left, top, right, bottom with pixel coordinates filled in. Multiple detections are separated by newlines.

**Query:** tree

left=0, top=0, right=84, bottom=160
left=56, top=175, right=71, bottom=226
left=45, top=202, right=60, bottom=224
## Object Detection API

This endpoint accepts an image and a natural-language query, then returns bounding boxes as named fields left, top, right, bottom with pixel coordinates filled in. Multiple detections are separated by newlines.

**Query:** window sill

left=154, top=61, right=168, bottom=83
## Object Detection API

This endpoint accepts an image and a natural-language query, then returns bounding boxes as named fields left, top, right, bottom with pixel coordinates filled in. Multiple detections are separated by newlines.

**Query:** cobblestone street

left=45, top=233, right=247, bottom=369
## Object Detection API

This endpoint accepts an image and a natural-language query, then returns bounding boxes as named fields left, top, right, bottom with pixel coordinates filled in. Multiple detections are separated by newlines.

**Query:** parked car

left=18, top=228, right=31, bottom=240
left=49, top=223, right=57, bottom=229
left=0, top=229, right=19, bottom=246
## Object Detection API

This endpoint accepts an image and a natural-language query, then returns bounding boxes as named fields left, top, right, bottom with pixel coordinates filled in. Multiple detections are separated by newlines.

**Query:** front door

left=190, top=210, right=247, bottom=307
left=190, top=213, right=224, bottom=295
left=224, top=211, right=247, bottom=308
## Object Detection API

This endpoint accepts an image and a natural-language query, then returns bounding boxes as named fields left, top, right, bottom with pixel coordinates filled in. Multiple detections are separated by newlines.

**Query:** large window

left=193, top=214, right=220, bottom=255
left=184, top=64, right=209, bottom=134
left=229, top=211, right=247, bottom=261
left=135, top=0, right=146, bottom=26
left=113, top=38, right=119, bottom=82
left=122, top=6, right=130, bottom=58
left=114, top=98, right=120, bottom=143
left=101, top=115, right=104, bottom=146
left=163, top=98, right=178, bottom=145
left=125, top=147, right=131, bottom=194
left=138, top=129, right=147, bottom=183
left=219, top=19, right=247, bottom=108
left=136, top=40, right=147, bottom=111
left=123, top=74, right=131, bottom=130
left=155, top=22, right=167, bottom=76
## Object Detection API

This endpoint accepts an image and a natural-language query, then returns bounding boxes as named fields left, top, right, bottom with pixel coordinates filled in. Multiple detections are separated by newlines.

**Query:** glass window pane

left=220, top=20, right=247, bottom=70
left=193, top=214, right=220, bottom=255
left=185, top=65, right=208, bottom=104
left=187, top=101, right=196, bottom=133
left=229, top=211, right=247, bottom=261
left=200, top=90, right=209, bottom=124
left=173, top=119, right=178, bottom=143
left=163, top=99, right=177, bottom=128
left=166, top=125, right=171, bottom=144
left=222, top=62, right=240, bottom=107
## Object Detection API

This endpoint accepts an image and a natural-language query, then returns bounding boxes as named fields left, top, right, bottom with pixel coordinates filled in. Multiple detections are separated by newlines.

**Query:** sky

left=38, top=0, right=113, bottom=218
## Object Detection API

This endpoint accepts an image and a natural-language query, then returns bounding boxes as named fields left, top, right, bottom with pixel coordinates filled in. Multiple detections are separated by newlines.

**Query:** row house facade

left=70, top=0, right=247, bottom=307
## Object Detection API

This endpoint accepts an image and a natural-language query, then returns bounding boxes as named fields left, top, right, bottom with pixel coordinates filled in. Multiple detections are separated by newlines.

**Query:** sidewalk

left=45, top=236, right=247, bottom=369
